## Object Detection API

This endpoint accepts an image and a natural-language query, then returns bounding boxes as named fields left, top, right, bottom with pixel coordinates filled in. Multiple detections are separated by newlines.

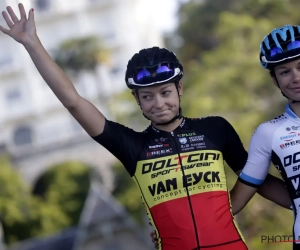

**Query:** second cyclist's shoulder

left=256, top=113, right=288, bottom=129
left=266, top=113, right=288, bottom=124
left=252, top=113, right=288, bottom=137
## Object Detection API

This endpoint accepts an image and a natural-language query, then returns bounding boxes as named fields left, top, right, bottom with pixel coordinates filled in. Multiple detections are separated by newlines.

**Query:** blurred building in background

left=0, top=0, right=163, bottom=249
left=0, top=0, right=163, bottom=185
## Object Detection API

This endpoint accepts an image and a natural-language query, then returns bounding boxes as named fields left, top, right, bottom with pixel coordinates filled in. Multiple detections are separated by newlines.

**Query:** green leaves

left=179, top=12, right=285, bottom=142
left=112, top=161, right=146, bottom=226
left=35, top=161, right=90, bottom=226
left=53, top=36, right=110, bottom=74
left=0, top=157, right=90, bottom=244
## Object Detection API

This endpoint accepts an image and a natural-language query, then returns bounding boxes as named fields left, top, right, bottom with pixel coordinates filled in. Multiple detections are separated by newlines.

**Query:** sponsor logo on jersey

left=177, top=132, right=196, bottom=137
left=148, top=171, right=221, bottom=197
left=148, top=142, right=170, bottom=150
left=151, top=126, right=160, bottom=133
left=179, top=138, right=188, bottom=144
left=280, top=132, right=300, bottom=142
left=181, top=145, right=195, bottom=151
left=286, top=126, right=300, bottom=131
left=134, top=150, right=226, bottom=207
left=269, top=114, right=287, bottom=123
left=179, top=119, right=186, bottom=128
left=180, top=142, right=206, bottom=150
left=189, top=135, right=204, bottom=142
left=154, top=137, right=168, bottom=143
left=280, top=140, right=300, bottom=149
left=149, top=144, right=163, bottom=149
left=141, top=151, right=221, bottom=176
left=284, top=152, right=300, bottom=167
left=283, top=152, right=300, bottom=173
left=146, top=148, right=173, bottom=157
left=291, top=176, right=300, bottom=192
left=191, top=142, right=206, bottom=149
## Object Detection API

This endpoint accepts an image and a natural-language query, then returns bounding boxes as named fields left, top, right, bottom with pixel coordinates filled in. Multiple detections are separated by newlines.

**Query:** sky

left=138, top=0, right=181, bottom=33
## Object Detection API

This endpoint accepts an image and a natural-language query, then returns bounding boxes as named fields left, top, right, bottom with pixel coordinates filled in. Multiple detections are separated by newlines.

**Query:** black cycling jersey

left=93, top=116, right=248, bottom=250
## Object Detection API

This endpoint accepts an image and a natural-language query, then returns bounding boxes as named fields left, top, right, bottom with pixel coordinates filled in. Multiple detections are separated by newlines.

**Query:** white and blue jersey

left=239, top=104, right=300, bottom=245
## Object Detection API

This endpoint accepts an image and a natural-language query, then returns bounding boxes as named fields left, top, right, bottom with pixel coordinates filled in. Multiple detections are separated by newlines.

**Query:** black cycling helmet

left=125, top=47, right=184, bottom=89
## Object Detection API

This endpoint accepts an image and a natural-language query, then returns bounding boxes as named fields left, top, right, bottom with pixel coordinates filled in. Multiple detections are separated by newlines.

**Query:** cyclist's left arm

left=233, top=170, right=290, bottom=210
left=230, top=177, right=292, bottom=215
left=256, top=173, right=292, bottom=209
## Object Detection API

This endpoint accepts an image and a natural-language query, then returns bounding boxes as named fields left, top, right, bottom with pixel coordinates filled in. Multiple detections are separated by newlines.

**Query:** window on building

left=110, top=66, right=122, bottom=75
left=13, top=126, right=33, bottom=146
left=0, top=55, right=13, bottom=70
left=34, top=0, right=51, bottom=11
left=5, top=89, right=21, bottom=105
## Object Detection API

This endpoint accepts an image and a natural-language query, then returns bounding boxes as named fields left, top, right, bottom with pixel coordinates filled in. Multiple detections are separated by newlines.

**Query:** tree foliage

left=111, top=162, right=146, bottom=226
left=33, top=161, right=90, bottom=227
left=172, top=0, right=300, bottom=68
left=53, top=36, right=110, bottom=74
left=0, top=156, right=90, bottom=245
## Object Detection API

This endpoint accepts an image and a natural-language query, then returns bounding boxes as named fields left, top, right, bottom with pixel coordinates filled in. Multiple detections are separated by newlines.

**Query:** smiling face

left=133, top=82, right=183, bottom=125
left=273, top=58, right=300, bottom=101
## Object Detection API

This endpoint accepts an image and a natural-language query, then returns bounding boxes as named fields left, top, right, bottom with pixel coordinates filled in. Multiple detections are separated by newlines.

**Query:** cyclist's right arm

left=0, top=4, right=105, bottom=137
left=229, top=124, right=271, bottom=214
left=29, top=40, right=105, bottom=136
left=230, top=123, right=292, bottom=214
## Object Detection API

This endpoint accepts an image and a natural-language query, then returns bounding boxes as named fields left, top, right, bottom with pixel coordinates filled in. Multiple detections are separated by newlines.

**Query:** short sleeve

left=238, top=123, right=273, bottom=187
left=92, top=119, right=143, bottom=176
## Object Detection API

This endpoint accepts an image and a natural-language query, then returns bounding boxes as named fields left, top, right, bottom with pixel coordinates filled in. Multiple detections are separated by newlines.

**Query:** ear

left=131, top=90, right=140, bottom=105
left=269, top=70, right=280, bottom=88
left=177, top=81, right=183, bottom=96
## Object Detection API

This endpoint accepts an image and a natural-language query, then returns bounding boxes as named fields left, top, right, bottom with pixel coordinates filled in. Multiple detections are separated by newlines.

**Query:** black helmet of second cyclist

left=125, top=47, right=184, bottom=125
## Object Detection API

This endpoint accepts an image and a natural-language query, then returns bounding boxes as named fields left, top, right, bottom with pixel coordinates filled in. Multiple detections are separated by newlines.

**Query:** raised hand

left=0, top=3, right=36, bottom=45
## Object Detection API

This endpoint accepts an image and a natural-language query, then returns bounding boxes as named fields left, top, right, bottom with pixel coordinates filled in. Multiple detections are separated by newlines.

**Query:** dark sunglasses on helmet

left=270, top=40, right=300, bottom=57
left=134, top=64, right=176, bottom=85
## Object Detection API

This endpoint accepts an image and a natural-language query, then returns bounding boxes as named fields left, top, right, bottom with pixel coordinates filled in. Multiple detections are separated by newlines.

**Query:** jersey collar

left=150, top=118, right=186, bottom=134
left=285, top=104, right=300, bottom=120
